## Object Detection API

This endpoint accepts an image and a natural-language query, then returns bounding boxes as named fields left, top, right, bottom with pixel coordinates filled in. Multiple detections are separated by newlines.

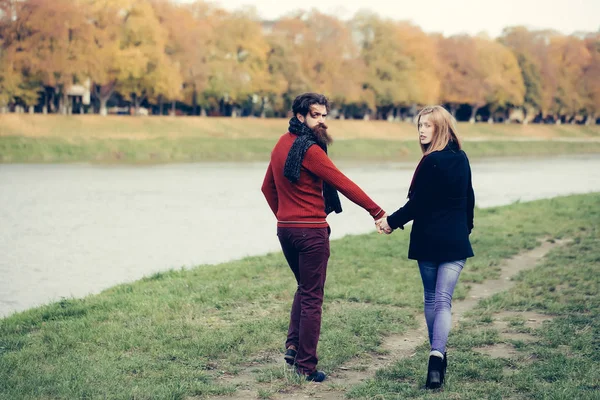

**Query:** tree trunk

left=449, top=104, right=458, bottom=117
left=59, top=92, right=67, bottom=115
left=29, top=106, right=34, bottom=114
left=469, top=105, right=479, bottom=123
left=47, top=92, right=54, bottom=113
left=585, top=113, right=596, bottom=125
left=171, top=101, right=176, bottom=116
left=132, top=93, right=145, bottom=115
left=200, top=107, right=207, bottom=117
left=66, top=95, right=72, bottom=115
left=95, top=81, right=116, bottom=116
left=260, top=97, right=267, bottom=118
left=99, top=97, right=108, bottom=116
left=522, top=106, right=535, bottom=124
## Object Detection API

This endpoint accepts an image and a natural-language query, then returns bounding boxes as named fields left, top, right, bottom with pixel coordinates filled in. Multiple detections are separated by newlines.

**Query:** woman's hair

left=416, top=105, right=462, bottom=155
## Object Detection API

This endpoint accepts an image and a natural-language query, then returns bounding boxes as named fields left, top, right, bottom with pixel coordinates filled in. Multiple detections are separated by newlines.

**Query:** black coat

left=387, top=141, right=475, bottom=261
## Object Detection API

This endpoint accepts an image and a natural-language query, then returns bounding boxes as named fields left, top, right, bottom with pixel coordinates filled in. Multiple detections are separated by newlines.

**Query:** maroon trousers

left=277, top=227, right=330, bottom=375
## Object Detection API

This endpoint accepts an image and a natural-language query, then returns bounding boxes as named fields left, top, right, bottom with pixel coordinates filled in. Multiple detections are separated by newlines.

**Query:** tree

left=437, top=35, right=486, bottom=119
left=10, top=0, right=96, bottom=114
left=115, top=0, right=182, bottom=114
left=548, top=34, right=591, bottom=122
left=500, top=26, right=544, bottom=123
left=475, top=36, right=525, bottom=122
left=151, top=0, right=218, bottom=115
left=208, top=7, right=270, bottom=116
left=393, top=22, right=440, bottom=107
left=353, top=12, right=423, bottom=119
left=83, top=0, right=130, bottom=115
left=582, top=33, right=600, bottom=124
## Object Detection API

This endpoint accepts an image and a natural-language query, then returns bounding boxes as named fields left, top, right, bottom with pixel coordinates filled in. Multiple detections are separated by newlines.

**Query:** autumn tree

left=352, top=12, right=423, bottom=119
left=150, top=0, right=219, bottom=115
left=208, top=7, right=270, bottom=116
left=475, top=36, right=525, bottom=122
left=114, top=0, right=182, bottom=114
left=582, top=32, right=600, bottom=124
left=8, top=0, right=97, bottom=114
left=264, top=27, right=307, bottom=115
left=500, top=26, right=544, bottom=123
left=437, top=35, right=486, bottom=119
left=548, top=34, right=591, bottom=122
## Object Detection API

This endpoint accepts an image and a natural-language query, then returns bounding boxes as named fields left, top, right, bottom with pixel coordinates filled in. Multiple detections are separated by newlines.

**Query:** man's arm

left=261, top=162, right=278, bottom=217
left=303, top=146, right=385, bottom=219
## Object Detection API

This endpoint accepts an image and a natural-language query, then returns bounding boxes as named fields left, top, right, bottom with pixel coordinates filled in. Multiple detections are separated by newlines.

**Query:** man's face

left=297, top=104, right=327, bottom=130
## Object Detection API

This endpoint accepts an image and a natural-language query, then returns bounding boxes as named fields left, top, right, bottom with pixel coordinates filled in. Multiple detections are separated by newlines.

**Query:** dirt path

left=198, top=238, right=568, bottom=400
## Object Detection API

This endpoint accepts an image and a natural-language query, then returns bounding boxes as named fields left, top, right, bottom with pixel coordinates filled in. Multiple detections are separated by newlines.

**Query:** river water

left=1, top=155, right=599, bottom=317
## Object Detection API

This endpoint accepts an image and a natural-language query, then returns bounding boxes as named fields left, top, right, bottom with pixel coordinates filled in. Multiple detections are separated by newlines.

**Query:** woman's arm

left=387, top=157, right=436, bottom=230
left=466, top=158, right=475, bottom=233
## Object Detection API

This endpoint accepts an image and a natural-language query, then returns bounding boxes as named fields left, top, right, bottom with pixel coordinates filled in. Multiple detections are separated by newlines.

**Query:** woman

left=377, top=105, right=475, bottom=389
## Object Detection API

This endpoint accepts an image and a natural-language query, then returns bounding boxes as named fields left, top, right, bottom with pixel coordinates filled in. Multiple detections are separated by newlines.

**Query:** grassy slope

left=2, top=115, right=600, bottom=140
left=0, top=193, right=598, bottom=399
left=1, top=115, right=600, bottom=163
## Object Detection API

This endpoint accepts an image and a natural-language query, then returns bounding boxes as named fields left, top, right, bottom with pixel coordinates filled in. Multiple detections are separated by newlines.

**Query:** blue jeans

left=418, top=259, right=466, bottom=353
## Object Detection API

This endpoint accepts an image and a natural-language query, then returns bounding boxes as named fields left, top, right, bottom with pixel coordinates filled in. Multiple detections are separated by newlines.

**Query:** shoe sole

left=284, top=356, right=295, bottom=365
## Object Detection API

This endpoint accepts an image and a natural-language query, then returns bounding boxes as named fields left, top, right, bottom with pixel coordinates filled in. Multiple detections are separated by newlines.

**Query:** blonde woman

left=377, top=105, right=475, bottom=389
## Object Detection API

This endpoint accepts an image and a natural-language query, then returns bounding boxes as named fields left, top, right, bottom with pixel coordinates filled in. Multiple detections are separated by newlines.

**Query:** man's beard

left=312, top=122, right=332, bottom=147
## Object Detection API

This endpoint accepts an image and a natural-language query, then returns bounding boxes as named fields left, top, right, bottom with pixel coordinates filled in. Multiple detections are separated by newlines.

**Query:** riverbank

left=1, top=193, right=598, bottom=399
left=1, top=115, right=600, bottom=163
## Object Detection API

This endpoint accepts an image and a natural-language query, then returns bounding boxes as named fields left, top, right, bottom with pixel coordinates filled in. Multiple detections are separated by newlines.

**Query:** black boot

left=426, top=355, right=444, bottom=389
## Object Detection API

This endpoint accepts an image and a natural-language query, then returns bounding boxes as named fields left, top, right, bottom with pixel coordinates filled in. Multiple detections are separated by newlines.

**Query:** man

left=261, top=93, right=387, bottom=382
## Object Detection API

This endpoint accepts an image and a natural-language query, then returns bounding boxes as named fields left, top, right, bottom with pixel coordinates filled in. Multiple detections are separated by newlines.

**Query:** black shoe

left=284, top=347, right=297, bottom=365
left=426, top=355, right=444, bottom=389
left=305, top=370, right=327, bottom=382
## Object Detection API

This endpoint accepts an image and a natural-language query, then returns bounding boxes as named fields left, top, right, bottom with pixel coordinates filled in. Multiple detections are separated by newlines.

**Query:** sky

left=176, top=0, right=599, bottom=38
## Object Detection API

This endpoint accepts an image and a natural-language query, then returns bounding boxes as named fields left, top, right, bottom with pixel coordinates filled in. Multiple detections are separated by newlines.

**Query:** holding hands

left=375, top=215, right=393, bottom=234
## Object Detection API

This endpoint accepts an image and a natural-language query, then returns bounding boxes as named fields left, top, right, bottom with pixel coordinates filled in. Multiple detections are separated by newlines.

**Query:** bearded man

left=261, top=92, right=387, bottom=382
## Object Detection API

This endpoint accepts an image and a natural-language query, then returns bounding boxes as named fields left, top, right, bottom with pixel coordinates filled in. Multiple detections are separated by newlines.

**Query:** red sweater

left=261, top=132, right=385, bottom=228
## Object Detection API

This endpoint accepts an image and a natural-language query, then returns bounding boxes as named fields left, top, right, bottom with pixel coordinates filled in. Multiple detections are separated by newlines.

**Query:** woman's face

left=418, top=114, right=435, bottom=145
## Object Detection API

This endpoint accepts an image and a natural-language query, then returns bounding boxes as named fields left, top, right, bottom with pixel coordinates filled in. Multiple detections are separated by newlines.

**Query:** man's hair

left=292, top=93, right=330, bottom=117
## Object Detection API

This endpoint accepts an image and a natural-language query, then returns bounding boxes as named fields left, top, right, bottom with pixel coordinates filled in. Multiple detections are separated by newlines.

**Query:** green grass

left=1, top=193, right=599, bottom=399
left=1, top=114, right=600, bottom=163
left=347, top=235, right=599, bottom=399
left=2, top=136, right=600, bottom=164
